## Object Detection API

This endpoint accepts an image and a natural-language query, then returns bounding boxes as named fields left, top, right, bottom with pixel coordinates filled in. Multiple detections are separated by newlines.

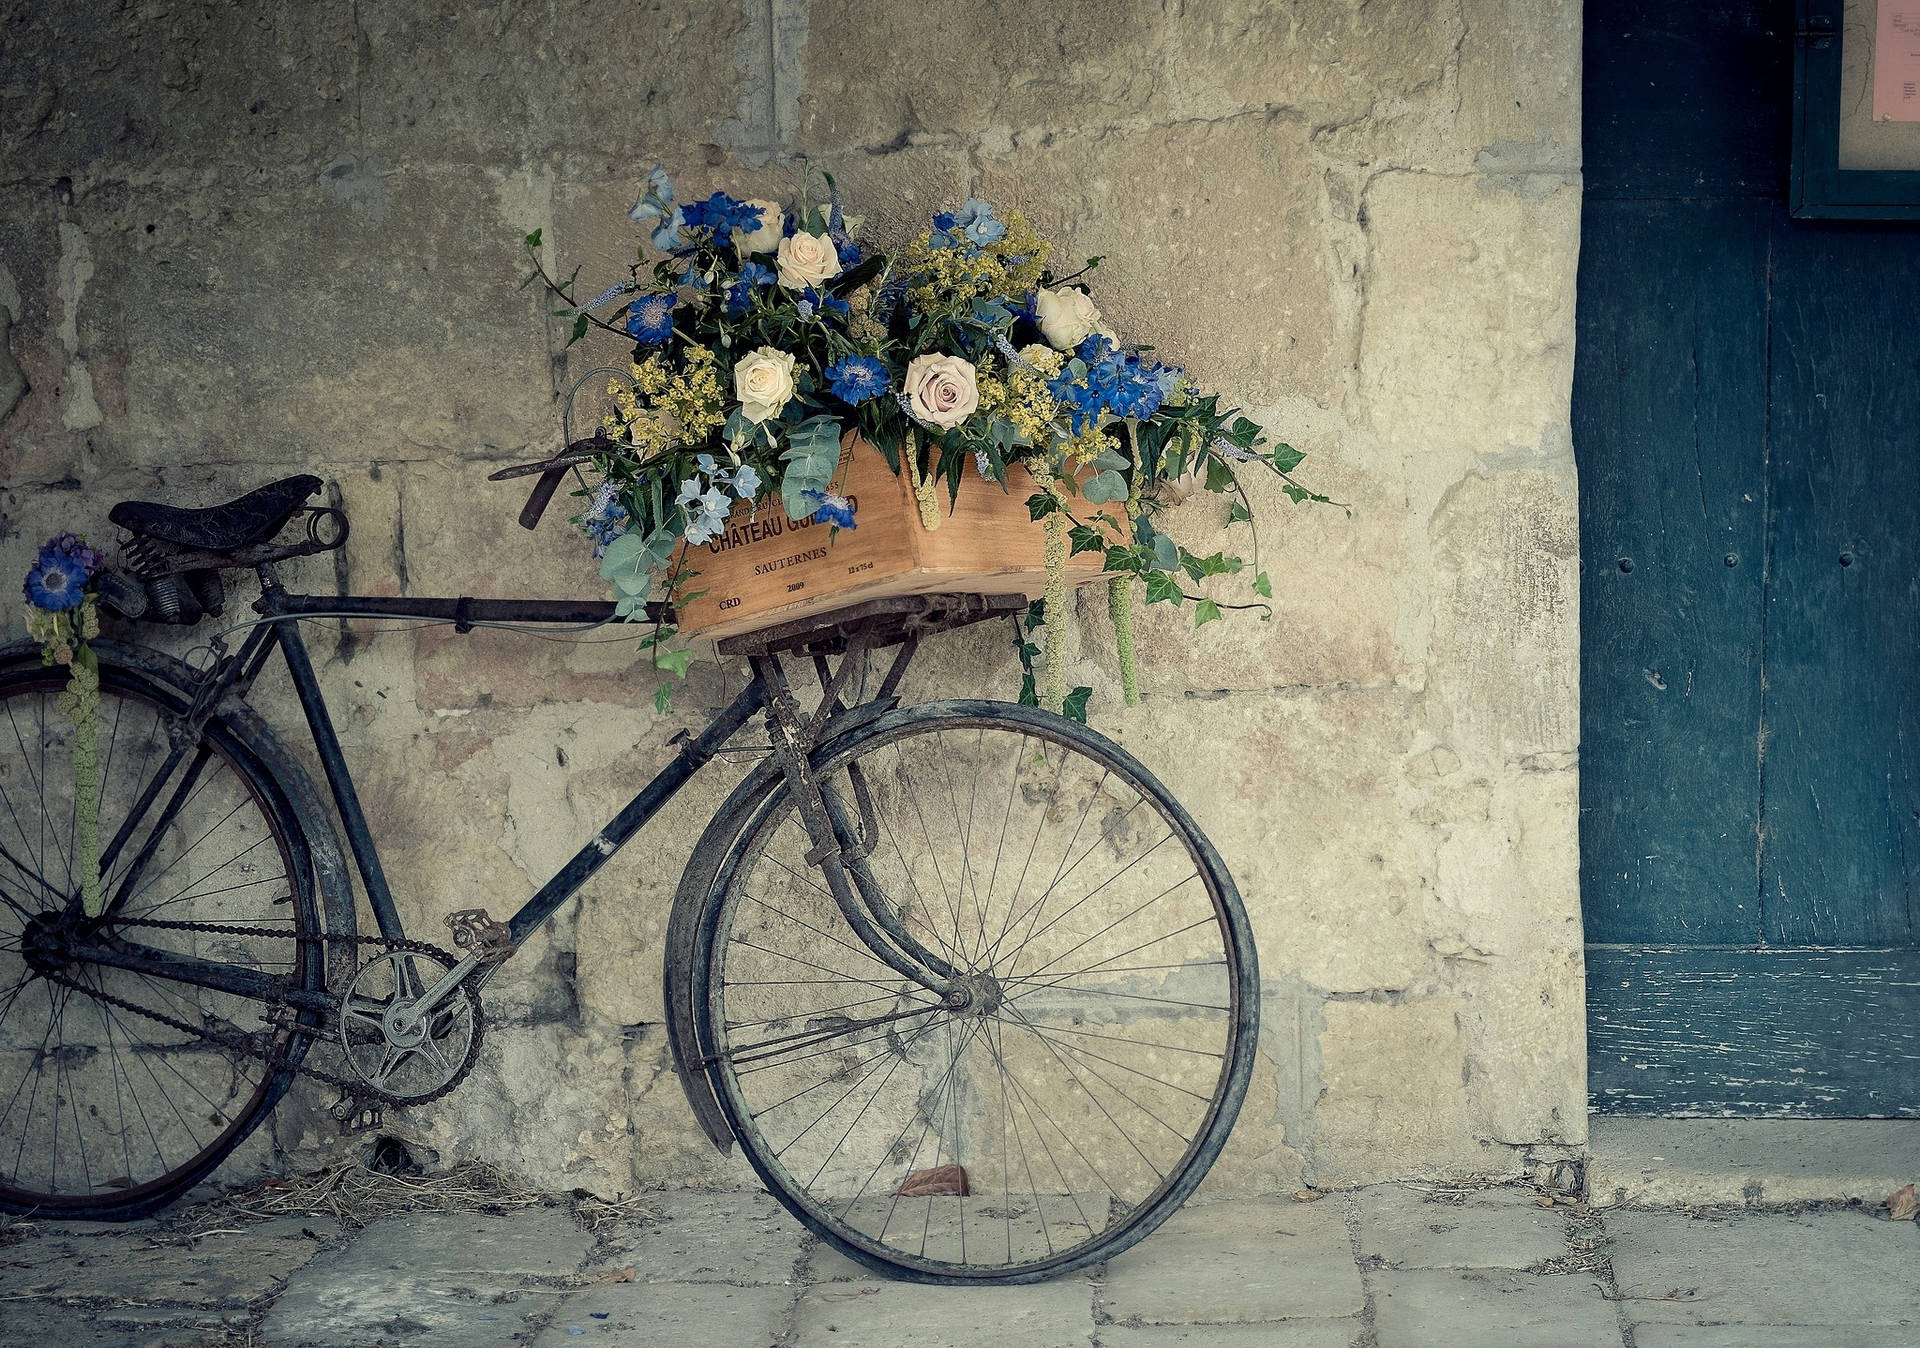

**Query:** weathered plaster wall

left=0, top=0, right=1585, bottom=1195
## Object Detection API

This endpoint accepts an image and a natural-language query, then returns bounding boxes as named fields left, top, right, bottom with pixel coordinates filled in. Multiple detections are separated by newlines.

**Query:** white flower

left=776, top=230, right=842, bottom=290
left=1034, top=285, right=1103, bottom=350
left=902, top=353, right=979, bottom=429
left=734, top=200, right=784, bottom=256
left=733, top=347, right=798, bottom=424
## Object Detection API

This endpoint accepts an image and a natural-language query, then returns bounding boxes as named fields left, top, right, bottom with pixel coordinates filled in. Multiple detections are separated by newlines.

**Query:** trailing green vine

left=22, top=533, right=105, bottom=916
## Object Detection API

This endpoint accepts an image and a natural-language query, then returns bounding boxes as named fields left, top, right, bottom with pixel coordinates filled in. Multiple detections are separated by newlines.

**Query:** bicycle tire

left=0, top=651, right=322, bottom=1219
left=689, top=700, right=1259, bottom=1284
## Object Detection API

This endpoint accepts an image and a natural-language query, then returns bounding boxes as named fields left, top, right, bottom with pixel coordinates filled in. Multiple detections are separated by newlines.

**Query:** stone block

left=1098, top=1323, right=1363, bottom=1348
left=1456, top=949, right=1589, bottom=1148
left=1370, top=1268, right=1620, bottom=1347
left=1098, top=689, right=1432, bottom=995
left=1099, top=1198, right=1364, bottom=1324
left=1602, top=1209, right=1920, bottom=1326
left=1359, top=175, right=1580, bottom=459
left=529, top=1281, right=791, bottom=1346
left=1312, top=998, right=1480, bottom=1183
left=976, top=118, right=1342, bottom=408
left=1426, top=466, right=1580, bottom=765
left=792, top=1277, right=1096, bottom=1348
left=587, top=1189, right=807, bottom=1284
left=0, top=1221, right=328, bottom=1306
left=1632, top=1328, right=1885, bottom=1348
left=1354, top=1183, right=1568, bottom=1269
left=1586, top=1117, right=1920, bottom=1209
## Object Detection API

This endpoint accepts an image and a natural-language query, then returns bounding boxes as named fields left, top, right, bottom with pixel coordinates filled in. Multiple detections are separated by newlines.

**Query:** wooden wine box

left=673, top=435, right=1109, bottom=640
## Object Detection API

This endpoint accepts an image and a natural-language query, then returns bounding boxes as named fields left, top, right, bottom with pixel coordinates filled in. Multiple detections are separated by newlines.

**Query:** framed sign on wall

left=1793, top=0, right=1920, bottom=216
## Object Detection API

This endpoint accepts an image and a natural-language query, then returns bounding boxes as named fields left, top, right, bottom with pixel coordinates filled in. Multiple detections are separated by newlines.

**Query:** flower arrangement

left=22, top=533, right=105, bottom=915
left=524, top=168, right=1329, bottom=714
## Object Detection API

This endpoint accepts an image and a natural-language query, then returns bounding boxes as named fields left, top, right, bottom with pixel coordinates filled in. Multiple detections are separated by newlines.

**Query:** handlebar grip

left=518, top=468, right=566, bottom=531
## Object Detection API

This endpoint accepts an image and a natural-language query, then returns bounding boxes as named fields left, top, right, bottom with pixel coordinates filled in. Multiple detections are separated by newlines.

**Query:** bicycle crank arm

left=384, top=950, right=483, bottom=1036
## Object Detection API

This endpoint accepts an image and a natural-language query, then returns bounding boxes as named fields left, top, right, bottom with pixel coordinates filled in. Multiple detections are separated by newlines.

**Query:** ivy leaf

left=524, top=228, right=543, bottom=250
left=1061, top=687, right=1093, bottom=723
left=1018, top=672, right=1038, bottom=707
left=1067, top=524, right=1107, bottom=557
left=654, top=682, right=674, bottom=715
left=1145, top=572, right=1184, bottom=605
left=1027, top=492, right=1060, bottom=522
left=1227, top=500, right=1253, bottom=524
left=568, top=313, right=590, bottom=346
left=1194, top=598, right=1223, bottom=627
left=1254, top=570, right=1273, bottom=598
left=1204, top=456, right=1234, bottom=493
left=1082, top=469, right=1129, bottom=504
left=653, top=647, right=693, bottom=678
left=1271, top=443, right=1305, bottom=473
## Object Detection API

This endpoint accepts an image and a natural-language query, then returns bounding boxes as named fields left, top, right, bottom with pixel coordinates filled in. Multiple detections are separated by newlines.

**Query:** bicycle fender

left=0, top=638, right=359, bottom=964
left=661, top=694, right=896, bottom=1152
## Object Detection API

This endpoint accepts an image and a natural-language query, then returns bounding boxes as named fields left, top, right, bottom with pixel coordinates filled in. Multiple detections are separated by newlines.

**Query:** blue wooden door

left=1579, top=2, right=1920, bottom=1115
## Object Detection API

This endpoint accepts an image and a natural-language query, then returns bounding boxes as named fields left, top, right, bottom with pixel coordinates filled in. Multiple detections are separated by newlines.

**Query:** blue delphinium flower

left=928, top=210, right=960, bottom=251
left=24, top=543, right=90, bottom=612
left=582, top=480, right=631, bottom=559
left=803, top=489, right=857, bottom=530
left=732, top=463, right=762, bottom=500
left=680, top=191, right=764, bottom=247
left=832, top=234, right=862, bottom=268
left=737, top=261, right=775, bottom=288
left=824, top=354, right=890, bottom=405
left=626, top=292, right=676, bottom=345
left=676, top=477, right=735, bottom=546
left=953, top=198, right=1006, bottom=248
left=627, top=167, right=684, bottom=251
left=797, top=286, right=849, bottom=321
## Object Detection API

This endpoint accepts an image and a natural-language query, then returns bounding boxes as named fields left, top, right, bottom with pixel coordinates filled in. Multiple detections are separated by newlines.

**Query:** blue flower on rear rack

left=802, top=489, right=856, bottom=530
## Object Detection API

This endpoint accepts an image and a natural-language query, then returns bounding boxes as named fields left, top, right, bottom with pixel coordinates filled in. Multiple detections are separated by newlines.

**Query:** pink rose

left=902, top=354, right=979, bottom=429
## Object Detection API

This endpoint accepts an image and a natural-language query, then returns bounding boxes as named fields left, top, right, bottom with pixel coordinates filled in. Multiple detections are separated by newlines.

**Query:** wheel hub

left=945, top=972, right=1004, bottom=1018
left=20, top=911, right=76, bottom=975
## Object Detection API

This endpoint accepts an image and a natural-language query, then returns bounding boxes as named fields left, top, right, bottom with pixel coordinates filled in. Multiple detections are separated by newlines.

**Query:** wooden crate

left=673, top=435, right=1109, bottom=640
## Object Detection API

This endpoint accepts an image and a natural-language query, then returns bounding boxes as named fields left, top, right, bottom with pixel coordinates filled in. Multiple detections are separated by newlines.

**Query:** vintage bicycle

left=0, top=469, right=1259, bottom=1284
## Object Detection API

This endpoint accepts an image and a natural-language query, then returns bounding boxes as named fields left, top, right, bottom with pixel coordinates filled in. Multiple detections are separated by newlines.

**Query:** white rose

left=1034, top=285, right=1102, bottom=350
left=733, top=347, right=798, bottom=424
left=734, top=200, right=783, bottom=255
left=902, top=353, right=979, bottom=429
left=776, top=230, right=842, bottom=290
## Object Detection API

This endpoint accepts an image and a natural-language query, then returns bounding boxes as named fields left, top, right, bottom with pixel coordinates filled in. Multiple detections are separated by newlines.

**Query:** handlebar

left=487, top=435, right=611, bottom=530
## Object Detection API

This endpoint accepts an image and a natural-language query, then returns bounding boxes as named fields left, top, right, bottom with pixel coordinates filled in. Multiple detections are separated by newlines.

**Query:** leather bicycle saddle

left=109, top=475, right=324, bottom=551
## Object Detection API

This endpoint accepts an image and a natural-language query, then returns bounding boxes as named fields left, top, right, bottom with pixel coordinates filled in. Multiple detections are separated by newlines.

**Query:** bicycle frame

left=70, top=564, right=967, bottom=1021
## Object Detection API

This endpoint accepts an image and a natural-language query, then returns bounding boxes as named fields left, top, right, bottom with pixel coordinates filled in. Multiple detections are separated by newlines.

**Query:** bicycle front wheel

left=0, top=655, right=320, bottom=1218
left=692, top=701, right=1258, bottom=1283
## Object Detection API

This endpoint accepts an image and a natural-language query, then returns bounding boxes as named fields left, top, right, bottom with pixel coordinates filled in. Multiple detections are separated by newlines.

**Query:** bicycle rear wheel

left=692, top=701, right=1258, bottom=1283
left=0, top=656, right=320, bottom=1218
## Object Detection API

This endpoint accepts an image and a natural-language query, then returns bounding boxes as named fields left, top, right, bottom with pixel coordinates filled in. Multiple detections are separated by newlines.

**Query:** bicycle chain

left=44, top=917, right=484, bottom=1109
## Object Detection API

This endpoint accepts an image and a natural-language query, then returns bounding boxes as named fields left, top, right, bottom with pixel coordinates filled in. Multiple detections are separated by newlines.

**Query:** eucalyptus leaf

left=1082, top=469, right=1129, bottom=504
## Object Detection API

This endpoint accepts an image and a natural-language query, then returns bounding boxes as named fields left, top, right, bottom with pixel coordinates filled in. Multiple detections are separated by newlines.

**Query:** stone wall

left=0, top=0, right=1585, bottom=1195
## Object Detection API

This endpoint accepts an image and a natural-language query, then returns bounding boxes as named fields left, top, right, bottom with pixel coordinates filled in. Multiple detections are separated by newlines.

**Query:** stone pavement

left=3, top=1184, right=1916, bottom=1347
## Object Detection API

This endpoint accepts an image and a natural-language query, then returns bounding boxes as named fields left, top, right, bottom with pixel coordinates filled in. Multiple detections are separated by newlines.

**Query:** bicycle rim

left=694, top=701, right=1259, bottom=1283
left=0, top=663, right=317, bottom=1216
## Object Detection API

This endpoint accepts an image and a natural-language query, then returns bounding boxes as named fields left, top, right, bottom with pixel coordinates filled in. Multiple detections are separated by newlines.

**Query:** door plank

left=1576, top=198, right=1771, bottom=944
left=1760, top=215, right=1920, bottom=946
left=1588, top=945, right=1920, bottom=1116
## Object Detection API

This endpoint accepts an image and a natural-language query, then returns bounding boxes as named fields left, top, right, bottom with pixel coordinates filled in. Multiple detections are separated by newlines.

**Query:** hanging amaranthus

left=22, top=533, right=105, bottom=916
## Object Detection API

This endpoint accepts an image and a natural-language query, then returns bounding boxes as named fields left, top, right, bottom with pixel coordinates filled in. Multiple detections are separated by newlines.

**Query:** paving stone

left=1099, top=1199, right=1365, bottom=1325
left=258, top=1209, right=595, bottom=1347
left=0, top=1220, right=329, bottom=1306
left=1098, top=1320, right=1364, bottom=1347
left=792, top=1278, right=1097, bottom=1348
left=1355, top=1184, right=1569, bottom=1269
left=1632, top=1327, right=1884, bottom=1348
left=527, top=1281, right=791, bottom=1346
left=1370, top=1269, right=1620, bottom=1348
left=1604, top=1209, right=1920, bottom=1326
left=588, top=1189, right=806, bottom=1284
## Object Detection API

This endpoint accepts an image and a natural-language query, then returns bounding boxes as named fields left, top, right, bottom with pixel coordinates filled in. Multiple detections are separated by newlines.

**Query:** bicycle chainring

left=337, top=945, right=485, bottom=1106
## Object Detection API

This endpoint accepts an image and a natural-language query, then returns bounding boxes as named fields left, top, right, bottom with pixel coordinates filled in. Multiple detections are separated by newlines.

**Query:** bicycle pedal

left=445, top=908, right=516, bottom=964
left=329, top=1092, right=383, bottom=1135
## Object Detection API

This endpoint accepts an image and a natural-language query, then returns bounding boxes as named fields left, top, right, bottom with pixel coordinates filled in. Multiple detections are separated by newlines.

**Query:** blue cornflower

left=626, top=292, right=676, bottom=345
left=824, top=354, right=890, bottom=405
left=953, top=198, right=1006, bottom=248
left=803, top=490, right=857, bottom=530
left=627, top=166, right=684, bottom=251
left=681, top=191, right=764, bottom=247
left=24, top=546, right=89, bottom=612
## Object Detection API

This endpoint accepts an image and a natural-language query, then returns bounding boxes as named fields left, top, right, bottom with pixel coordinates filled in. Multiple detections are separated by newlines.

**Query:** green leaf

left=1067, top=524, right=1107, bottom=557
left=1145, top=572, right=1184, bottom=605
left=1082, top=469, right=1129, bottom=504
left=654, top=682, right=674, bottom=715
left=1254, top=571, right=1272, bottom=598
left=1061, top=686, right=1092, bottom=724
left=1271, top=443, right=1305, bottom=473
left=1204, top=456, right=1234, bottom=492
left=1227, top=500, right=1253, bottom=524
left=1091, top=448, right=1130, bottom=472
left=569, top=313, right=590, bottom=346
left=1017, top=672, right=1038, bottom=707
left=779, top=415, right=844, bottom=518
left=1027, top=492, right=1060, bottom=522
left=524, top=228, right=543, bottom=250
left=653, top=647, right=693, bottom=678
left=1194, top=598, right=1223, bottom=627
